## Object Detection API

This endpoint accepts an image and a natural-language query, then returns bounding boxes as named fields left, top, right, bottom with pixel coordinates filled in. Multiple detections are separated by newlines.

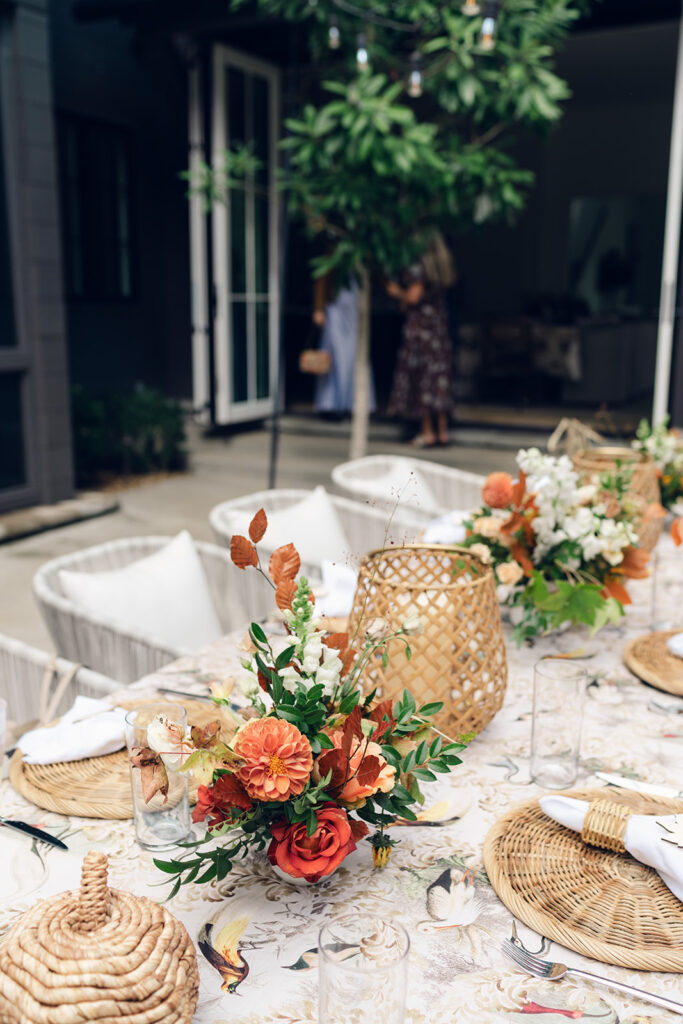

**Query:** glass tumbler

left=318, top=914, right=410, bottom=1024
left=125, top=703, right=192, bottom=851
left=530, top=659, right=586, bottom=789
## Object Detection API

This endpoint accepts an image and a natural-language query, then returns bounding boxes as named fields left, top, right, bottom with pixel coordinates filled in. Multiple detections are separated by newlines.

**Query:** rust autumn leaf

left=269, top=543, right=301, bottom=586
left=249, top=508, right=268, bottom=544
left=129, top=746, right=169, bottom=804
left=230, top=535, right=258, bottom=570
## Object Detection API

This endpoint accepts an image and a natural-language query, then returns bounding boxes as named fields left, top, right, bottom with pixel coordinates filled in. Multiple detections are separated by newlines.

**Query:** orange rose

left=319, top=730, right=395, bottom=805
left=482, top=472, right=514, bottom=509
left=268, top=804, right=357, bottom=882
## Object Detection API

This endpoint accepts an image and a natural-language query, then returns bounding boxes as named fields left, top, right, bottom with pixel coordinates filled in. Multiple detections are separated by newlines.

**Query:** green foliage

left=223, top=0, right=588, bottom=278
left=71, top=385, right=187, bottom=486
left=511, top=570, right=623, bottom=645
left=180, top=143, right=263, bottom=212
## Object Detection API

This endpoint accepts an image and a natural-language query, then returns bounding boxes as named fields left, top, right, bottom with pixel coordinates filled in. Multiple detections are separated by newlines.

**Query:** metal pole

left=653, top=7, right=683, bottom=424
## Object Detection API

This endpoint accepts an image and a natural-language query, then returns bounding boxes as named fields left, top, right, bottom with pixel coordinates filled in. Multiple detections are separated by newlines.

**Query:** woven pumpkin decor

left=347, top=544, right=508, bottom=735
left=572, top=446, right=662, bottom=552
left=0, top=851, right=199, bottom=1023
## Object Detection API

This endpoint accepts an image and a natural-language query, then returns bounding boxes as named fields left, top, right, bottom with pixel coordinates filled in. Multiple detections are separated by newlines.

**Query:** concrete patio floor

left=0, top=419, right=527, bottom=653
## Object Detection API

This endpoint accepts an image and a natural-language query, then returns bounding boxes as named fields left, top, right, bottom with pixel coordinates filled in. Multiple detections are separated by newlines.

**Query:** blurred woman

left=386, top=234, right=456, bottom=447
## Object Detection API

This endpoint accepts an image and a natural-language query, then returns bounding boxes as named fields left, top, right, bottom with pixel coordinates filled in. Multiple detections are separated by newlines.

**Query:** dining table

left=1, top=534, right=682, bottom=1024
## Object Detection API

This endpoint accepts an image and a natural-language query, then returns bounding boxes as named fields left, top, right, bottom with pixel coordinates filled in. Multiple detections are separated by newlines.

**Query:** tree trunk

left=350, top=266, right=371, bottom=460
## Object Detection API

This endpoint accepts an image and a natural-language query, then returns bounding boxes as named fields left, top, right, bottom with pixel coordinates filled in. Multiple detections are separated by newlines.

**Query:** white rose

left=365, top=617, right=388, bottom=640
left=496, top=561, right=525, bottom=586
left=468, top=543, right=492, bottom=564
left=473, top=515, right=503, bottom=539
left=146, top=714, right=193, bottom=772
left=576, top=484, right=597, bottom=505
left=401, top=614, right=424, bottom=636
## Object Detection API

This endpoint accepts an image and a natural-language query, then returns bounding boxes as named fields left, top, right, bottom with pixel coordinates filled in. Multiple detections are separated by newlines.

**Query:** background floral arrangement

left=633, top=417, right=683, bottom=513
left=462, top=448, right=651, bottom=644
left=132, top=510, right=469, bottom=892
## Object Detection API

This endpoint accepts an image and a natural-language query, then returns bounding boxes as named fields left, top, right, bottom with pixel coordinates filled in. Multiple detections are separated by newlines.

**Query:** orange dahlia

left=482, top=472, right=514, bottom=509
left=232, top=717, right=313, bottom=801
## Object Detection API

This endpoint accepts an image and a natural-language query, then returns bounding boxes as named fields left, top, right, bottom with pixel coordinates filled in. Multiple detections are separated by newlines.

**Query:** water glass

left=530, top=659, right=586, bottom=789
left=125, top=704, right=192, bottom=851
left=318, top=914, right=409, bottom=1024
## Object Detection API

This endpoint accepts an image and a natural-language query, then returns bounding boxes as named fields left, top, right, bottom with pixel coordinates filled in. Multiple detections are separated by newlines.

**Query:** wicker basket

left=347, top=545, right=507, bottom=735
left=0, top=851, right=199, bottom=1023
left=572, top=446, right=662, bottom=551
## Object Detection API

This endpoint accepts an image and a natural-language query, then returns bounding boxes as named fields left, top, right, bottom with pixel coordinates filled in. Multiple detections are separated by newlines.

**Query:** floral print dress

left=388, top=263, right=454, bottom=418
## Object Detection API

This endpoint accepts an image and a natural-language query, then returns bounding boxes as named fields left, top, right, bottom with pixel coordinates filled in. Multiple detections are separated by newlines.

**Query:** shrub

left=71, top=385, right=187, bottom=487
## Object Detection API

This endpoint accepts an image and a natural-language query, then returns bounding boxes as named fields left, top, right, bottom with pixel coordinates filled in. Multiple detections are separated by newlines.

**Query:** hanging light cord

left=331, top=0, right=428, bottom=33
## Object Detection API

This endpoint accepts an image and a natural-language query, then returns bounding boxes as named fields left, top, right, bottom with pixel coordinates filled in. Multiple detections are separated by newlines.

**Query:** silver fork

left=501, top=939, right=683, bottom=1017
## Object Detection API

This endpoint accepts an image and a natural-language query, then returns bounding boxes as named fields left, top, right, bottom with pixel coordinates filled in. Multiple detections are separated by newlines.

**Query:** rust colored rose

left=268, top=803, right=357, bottom=881
left=482, top=472, right=514, bottom=509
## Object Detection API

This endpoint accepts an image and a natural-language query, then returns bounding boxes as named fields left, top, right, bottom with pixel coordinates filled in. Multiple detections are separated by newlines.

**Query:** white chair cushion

left=224, top=486, right=350, bottom=567
left=58, top=531, right=223, bottom=652
left=351, top=459, right=440, bottom=514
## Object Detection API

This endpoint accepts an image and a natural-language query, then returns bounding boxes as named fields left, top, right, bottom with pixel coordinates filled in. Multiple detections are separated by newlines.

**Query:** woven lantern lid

left=0, top=851, right=199, bottom=1024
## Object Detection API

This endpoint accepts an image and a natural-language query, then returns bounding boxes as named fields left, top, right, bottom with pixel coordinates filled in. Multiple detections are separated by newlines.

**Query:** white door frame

left=654, top=14, right=683, bottom=425
left=211, top=44, right=280, bottom=425
left=188, top=61, right=211, bottom=425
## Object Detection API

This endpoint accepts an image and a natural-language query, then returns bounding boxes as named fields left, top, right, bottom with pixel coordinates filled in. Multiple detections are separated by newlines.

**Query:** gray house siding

left=0, top=0, right=74, bottom=510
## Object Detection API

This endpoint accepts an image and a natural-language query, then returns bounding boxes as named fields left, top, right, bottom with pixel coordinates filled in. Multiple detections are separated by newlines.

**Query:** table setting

left=2, top=468, right=683, bottom=1023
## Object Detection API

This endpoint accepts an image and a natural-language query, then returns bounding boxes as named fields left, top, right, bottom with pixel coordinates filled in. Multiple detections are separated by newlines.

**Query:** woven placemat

left=9, top=697, right=238, bottom=820
left=624, top=630, right=683, bottom=696
left=483, top=787, right=683, bottom=971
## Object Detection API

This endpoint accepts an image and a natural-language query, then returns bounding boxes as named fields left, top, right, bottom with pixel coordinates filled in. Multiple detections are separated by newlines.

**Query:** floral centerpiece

left=633, top=417, right=683, bottom=513
left=463, top=448, right=651, bottom=644
left=131, top=510, right=469, bottom=892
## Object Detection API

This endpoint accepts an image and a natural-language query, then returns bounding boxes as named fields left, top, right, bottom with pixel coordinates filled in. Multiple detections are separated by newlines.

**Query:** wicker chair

left=209, top=489, right=422, bottom=584
left=331, top=455, right=486, bottom=521
left=0, top=632, right=119, bottom=729
left=33, top=536, right=270, bottom=684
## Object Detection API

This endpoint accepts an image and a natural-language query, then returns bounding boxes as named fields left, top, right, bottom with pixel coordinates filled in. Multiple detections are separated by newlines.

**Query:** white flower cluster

left=633, top=420, right=683, bottom=471
left=516, top=448, right=636, bottom=567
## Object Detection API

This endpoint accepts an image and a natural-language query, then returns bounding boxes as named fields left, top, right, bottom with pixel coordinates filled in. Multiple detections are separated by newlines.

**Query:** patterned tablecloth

left=2, top=537, right=683, bottom=1024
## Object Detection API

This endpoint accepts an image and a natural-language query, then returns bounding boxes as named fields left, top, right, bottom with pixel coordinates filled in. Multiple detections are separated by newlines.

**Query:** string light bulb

left=408, top=51, right=423, bottom=98
left=356, top=32, right=369, bottom=71
left=328, top=14, right=340, bottom=49
left=461, top=0, right=481, bottom=14
left=479, top=1, right=499, bottom=51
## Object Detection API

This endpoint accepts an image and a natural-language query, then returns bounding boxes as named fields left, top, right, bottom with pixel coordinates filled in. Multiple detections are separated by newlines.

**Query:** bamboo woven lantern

left=347, top=545, right=507, bottom=735
left=572, top=446, right=662, bottom=552
left=0, top=851, right=199, bottom=1023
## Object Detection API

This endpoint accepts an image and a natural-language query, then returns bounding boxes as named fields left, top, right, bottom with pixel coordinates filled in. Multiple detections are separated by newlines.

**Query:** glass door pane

left=212, top=47, right=278, bottom=423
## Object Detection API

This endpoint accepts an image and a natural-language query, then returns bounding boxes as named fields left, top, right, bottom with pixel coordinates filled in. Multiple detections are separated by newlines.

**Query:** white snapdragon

left=280, top=664, right=304, bottom=693
left=315, top=646, right=343, bottom=696
left=301, top=632, right=324, bottom=674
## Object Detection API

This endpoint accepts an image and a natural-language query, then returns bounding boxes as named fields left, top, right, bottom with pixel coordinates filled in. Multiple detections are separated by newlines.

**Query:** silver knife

left=595, top=771, right=683, bottom=800
left=0, top=818, right=68, bottom=850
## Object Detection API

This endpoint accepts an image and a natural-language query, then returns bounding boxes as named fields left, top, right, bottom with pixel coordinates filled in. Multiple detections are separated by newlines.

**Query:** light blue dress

left=314, top=283, right=376, bottom=413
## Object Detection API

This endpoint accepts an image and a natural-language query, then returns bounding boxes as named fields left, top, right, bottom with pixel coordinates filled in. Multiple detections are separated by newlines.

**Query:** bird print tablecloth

left=1, top=536, right=683, bottom=1023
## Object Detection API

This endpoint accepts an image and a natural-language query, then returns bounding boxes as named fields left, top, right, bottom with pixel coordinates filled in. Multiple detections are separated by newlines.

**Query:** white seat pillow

left=224, top=486, right=350, bottom=567
left=58, top=531, right=223, bottom=652
left=351, top=459, right=440, bottom=514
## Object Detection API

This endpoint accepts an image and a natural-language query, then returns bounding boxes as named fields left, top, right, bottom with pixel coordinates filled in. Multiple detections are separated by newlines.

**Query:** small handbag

left=299, top=325, right=331, bottom=375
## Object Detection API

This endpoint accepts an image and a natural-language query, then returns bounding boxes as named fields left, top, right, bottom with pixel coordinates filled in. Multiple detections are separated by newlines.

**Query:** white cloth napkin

left=422, top=511, right=468, bottom=546
left=18, top=696, right=127, bottom=765
left=314, top=560, right=358, bottom=619
left=541, top=794, right=683, bottom=902
left=667, top=632, right=683, bottom=659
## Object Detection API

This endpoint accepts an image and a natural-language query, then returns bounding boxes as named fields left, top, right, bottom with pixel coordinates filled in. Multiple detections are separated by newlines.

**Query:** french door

left=206, top=46, right=280, bottom=425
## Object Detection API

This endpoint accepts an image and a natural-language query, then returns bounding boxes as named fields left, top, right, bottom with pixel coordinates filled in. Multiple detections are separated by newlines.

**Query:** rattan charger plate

left=483, top=787, right=683, bottom=971
left=623, top=630, right=683, bottom=697
left=9, top=696, right=238, bottom=819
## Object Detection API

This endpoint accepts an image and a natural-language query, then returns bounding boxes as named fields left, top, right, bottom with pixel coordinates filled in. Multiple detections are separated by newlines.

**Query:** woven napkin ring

left=581, top=799, right=631, bottom=854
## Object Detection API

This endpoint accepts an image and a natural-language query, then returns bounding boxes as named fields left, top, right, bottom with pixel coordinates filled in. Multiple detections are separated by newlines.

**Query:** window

left=58, top=116, right=134, bottom=300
